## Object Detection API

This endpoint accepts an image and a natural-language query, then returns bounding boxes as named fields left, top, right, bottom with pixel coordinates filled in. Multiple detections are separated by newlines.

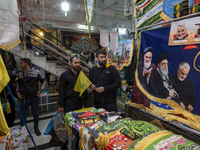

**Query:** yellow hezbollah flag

left=0, top=55, right=10, bottom=93
left=0, top=99, right=10, bottom=136
left=74, top=71, right=91, bottom=97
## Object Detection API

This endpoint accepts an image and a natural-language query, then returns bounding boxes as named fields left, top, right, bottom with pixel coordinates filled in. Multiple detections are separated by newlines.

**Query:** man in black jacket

left=58, top=56, right=86, bottom=114
left=89, top=50, right=121, bottom=112
left=171, top=62, right=195, bottom=112
left=58, top=56, right=86, bottom=150
left=17, top=58, right=46, bottom=136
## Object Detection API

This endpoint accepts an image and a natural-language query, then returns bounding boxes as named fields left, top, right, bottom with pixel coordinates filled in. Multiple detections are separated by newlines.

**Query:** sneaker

left=34, top=128, right=41, bottom=136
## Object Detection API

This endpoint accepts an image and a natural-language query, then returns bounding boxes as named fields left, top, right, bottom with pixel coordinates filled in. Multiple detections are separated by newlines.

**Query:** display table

left=116, top=92, right=131, bottom=112
left=0, top=135, right=10, bottom=150
left=126, top=103, right=200, bottom=144
left=9, top=126, right=29, bottom=150
left=64, top=107, right=200, bottom=149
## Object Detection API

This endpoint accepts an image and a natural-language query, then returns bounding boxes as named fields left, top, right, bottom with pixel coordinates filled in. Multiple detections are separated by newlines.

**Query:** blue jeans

left=20, top=96, right=40, bottom=129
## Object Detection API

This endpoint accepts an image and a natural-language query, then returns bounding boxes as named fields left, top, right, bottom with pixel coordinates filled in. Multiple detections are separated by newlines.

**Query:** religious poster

left=107, top=39, right=133, bottom=70
left=130, top=26, right=200, bottom=130
left=169, top=16, right=200, bottom=45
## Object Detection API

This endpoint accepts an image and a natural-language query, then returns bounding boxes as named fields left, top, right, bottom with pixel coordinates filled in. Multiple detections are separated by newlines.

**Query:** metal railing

left=22, top=22, right=91, bottom=73
left=30, top=21, right=96, bottom=64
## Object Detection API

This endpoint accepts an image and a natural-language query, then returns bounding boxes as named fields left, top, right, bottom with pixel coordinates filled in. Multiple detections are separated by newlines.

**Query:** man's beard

left=177, top=32, right=186, bottom=40
left=178, top=75, right=185, bottom=81
left=198, top=29, right=200, bottom=35
left=144, top=61, right=151, bottom=69
left=98, top=60, right=106, bottom=66
left=160, top=66, right=168, bottom=76
left=72, top=66, right=80, bottom=71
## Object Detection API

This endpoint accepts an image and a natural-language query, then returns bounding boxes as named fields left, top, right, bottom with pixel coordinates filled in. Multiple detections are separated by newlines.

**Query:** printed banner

left=107, top=40, right=134, bottom=70
left=107, top=39, right=133, bottom=70
left=136, top=0, right=151, bottom=10
left=163, top=0, right=193, bottom=19
left=136, top=2, right=163, bottom=28
left=169, top=16, right=200, bottom=45
left=87, top=0, right=95, bottom=24
left=131, top=26, right=200, bottom=130
left=137, top=0, right=162, bottom=20
left=0, top=0, right=21, bottom=50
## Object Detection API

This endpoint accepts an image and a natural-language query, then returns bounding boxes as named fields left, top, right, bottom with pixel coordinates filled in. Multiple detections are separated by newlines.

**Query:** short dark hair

left=20, top=58, right=32, bottom=66
left=70, top=55, right=79, bottom=63
left=96, top=49, right=106, bottom=57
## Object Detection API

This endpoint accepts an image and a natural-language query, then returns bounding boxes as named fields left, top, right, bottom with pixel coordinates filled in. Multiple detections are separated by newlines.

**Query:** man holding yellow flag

left=58, top=56, right=88, bottom=114
left=58, top=56, right=90, bottom=150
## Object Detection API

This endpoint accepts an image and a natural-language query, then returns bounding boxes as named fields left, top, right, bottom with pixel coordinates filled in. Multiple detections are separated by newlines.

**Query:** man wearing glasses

left=171, top=62, right=195, bottom=112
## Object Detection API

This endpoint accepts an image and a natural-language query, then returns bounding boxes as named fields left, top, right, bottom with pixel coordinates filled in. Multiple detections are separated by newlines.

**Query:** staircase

left=9, top=21, right=93, bottom=77
left=10, top=44, right=67, bottom=76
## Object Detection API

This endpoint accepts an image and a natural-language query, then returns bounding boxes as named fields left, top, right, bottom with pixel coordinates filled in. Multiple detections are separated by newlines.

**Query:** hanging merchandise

left=110, top=31, right=118, bottom=51
left=0, top=0, right=21, bottom=50
left=71, top=35, right=98, bottom=59
left=100, top=30, right=109, bottom=48
left=163, top=0, right=194, bottom=19
left=107, top=39, right=134, bottom=70
left=169, top=16, right=200, bottom=45
left=137, top=0, right=162, bottom=20
left=86, top=0, right=96, bottom=25
left=136, top=2, right=163, bottom=28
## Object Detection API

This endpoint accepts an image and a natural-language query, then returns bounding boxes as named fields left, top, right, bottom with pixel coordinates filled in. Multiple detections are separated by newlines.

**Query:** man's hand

left=166, top=96, right=171, bottom=99
left=95, top=87, right=104, bottom=93
left=17, top=92, right=23, bottom=99
left=180, top=102, right=185, bottom=109
left=143, top=68, right=152, bottom=76
left=58, top=107, right=64, bottom=112
left=169, top=90, right=174, bottom=98
left=90, top=84, right=96, bottom=91
left=36, top=91, right=41, bottom=96
left=188, top=104, right=193, bottom=112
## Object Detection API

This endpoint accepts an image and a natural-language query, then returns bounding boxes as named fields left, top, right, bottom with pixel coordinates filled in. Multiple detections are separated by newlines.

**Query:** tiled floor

left=27, top=118, right=52, bottom=148
left=15, top=112, right=62, bottom=150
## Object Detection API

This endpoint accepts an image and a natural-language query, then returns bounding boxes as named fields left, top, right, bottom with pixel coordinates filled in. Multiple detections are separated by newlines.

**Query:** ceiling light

left=39, top=32, right=44, bottom=36
left=118, top=28, right=127, bottom=35
left=61, top=1, right=69, bottom=11
left=77, top=24, right=94, bottom=30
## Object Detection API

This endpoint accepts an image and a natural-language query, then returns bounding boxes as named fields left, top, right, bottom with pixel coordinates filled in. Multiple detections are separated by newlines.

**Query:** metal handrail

left=29, top=21, right=96, bottom=64
left=24, top=25, right=90, bottom=69
left=24, top=31, right=89, bottom=72
left=26, top=40, right=70, bottom=67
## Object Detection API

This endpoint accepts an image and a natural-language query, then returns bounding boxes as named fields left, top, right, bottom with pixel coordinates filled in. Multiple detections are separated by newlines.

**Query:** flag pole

left=6, top=85, right=38, bottom=150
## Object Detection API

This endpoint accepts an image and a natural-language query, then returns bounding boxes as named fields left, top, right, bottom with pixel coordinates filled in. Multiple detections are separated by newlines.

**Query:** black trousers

left=94, top=101, right=117, bottom=112
left=20, top=96, right=40, bottom=129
